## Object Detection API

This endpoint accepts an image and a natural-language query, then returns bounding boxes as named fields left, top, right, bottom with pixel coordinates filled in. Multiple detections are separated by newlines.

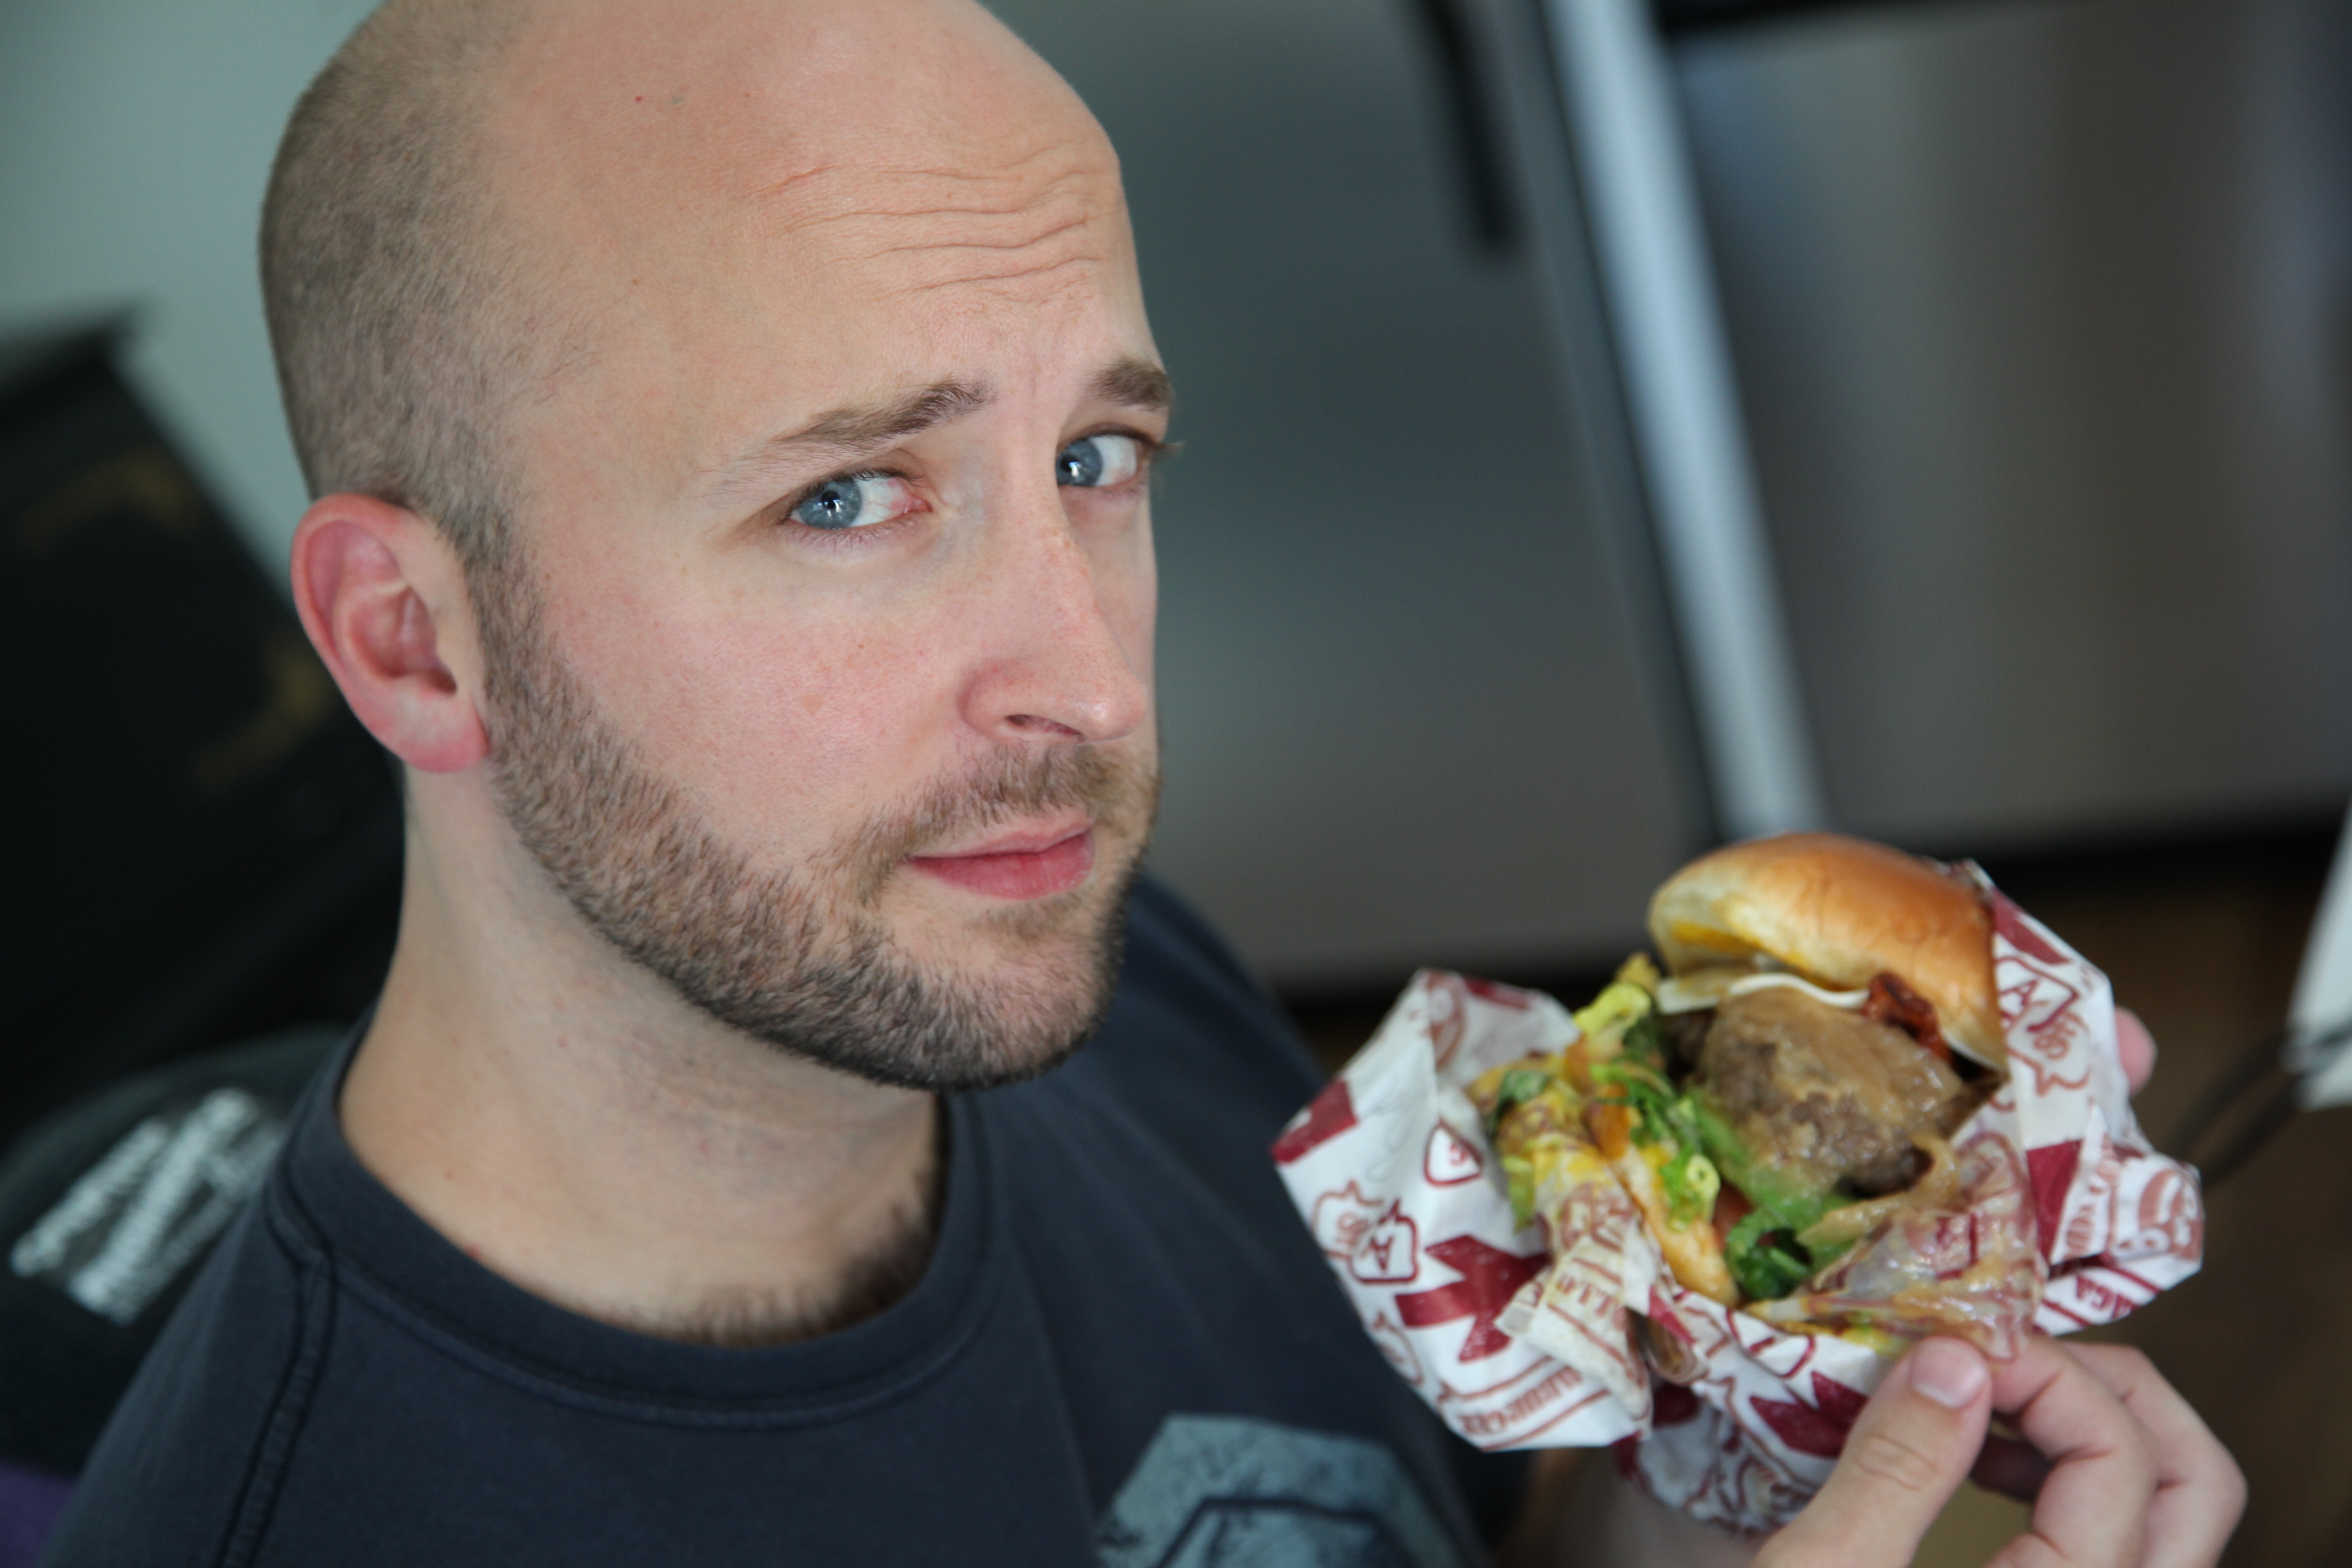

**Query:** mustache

left=838, top=744, right=1157, bottom=903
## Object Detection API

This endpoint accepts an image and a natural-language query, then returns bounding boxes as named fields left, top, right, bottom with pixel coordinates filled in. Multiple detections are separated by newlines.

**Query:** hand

left=2117, top=1006, right=2157, bottom=1096
left=1532, top=1003, right=2210, bottom=1568
left=1756, top=1334, right=2242, bottom=1567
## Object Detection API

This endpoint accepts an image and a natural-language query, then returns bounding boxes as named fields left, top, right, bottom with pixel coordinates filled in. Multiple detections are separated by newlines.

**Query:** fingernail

left=1909, top=1338, right=1988, bottom=1410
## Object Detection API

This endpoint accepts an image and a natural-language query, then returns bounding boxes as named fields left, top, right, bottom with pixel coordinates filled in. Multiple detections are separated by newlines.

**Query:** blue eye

left=789, top=472, right=915, bottom=531
left=1056, top=433, right=1142, bottom=489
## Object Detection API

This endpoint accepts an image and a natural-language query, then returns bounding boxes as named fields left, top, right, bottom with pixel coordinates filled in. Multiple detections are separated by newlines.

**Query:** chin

left=883, top=867, right=1137, bottom=1071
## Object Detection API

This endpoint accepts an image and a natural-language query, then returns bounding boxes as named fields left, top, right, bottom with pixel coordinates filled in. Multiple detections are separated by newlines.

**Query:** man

left=44, top=0, right=2241, bottom=1563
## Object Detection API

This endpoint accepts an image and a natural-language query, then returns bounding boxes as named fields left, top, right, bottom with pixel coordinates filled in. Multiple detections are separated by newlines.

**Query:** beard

left=471, top=567, right=1159, bottom=1092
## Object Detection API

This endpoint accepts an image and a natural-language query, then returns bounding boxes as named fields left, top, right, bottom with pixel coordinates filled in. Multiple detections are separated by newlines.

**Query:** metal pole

left=1542, top=0, right=1827, bottom=838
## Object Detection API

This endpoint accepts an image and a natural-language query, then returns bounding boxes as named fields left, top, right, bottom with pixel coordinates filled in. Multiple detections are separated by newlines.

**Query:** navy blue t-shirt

left=41, top=879, right=1525, bottom=1565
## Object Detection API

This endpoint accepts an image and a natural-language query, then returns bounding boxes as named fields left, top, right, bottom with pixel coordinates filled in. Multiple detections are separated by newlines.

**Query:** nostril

left=1006, top=713, right=1086, bottom=739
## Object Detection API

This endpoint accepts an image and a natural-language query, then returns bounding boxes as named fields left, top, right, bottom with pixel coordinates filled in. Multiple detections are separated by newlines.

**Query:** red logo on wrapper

left=1436, top=1360, right=1606, bottom=1446
left=1310, top=1182, right=1385, bottom=1260
left=2027, top=1143, right=2082, bottom=1261
left=1991, top=893, right=2066, bottom=964
left=1395, top=1236, right=1546, bottom=1360
left=1349, top=1205, right=1421, bottom=1284
left=1424, top=1124, right=1483, bottom=1185
left=1462, top=976, right=1534, bottom=1010
left=1272, top=921, right=2206, bottom=1538
left=1750, top=1374, right=1870, bottom=1459
left=2131, top=1167, right=2203, bottom=1262
left=1271, top=1080, right=1356, bottom=1165
left=1995, top=893, right=2094, bottom=1097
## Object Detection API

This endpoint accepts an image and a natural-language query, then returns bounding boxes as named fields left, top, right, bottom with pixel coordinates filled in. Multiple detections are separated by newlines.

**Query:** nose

left=957, top=481, right=1152, bottom=748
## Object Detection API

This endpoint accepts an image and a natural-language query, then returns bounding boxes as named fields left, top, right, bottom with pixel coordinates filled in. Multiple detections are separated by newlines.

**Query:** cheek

left=554, top=571, right=963, bottom=847
left=1100, top=514, right=1158, bottom=688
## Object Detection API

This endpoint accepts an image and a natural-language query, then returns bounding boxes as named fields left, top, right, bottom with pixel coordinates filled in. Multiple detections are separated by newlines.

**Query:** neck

left=341, top=781, right=941, bottom=1346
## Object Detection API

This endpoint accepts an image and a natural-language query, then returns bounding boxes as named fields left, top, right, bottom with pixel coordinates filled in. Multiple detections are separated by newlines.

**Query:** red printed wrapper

left=1270, top=877, right=2204, bottom=1534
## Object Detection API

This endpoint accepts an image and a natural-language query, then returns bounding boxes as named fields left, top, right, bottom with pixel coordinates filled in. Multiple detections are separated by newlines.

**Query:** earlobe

left=290, top=494, right=490, bottom=774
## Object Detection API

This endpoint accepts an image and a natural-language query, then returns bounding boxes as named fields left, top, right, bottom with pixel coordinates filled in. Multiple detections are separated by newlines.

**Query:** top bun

left=1648, top=832, right=2004, bottom=1066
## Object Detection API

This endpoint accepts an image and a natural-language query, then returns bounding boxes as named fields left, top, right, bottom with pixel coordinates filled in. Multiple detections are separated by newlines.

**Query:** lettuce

left=1591, top=1045, right=1718, bottom=1230
left=1572, top=959, right=1866, bottom=1302
left=1485, top=1065, right=1557, bottom=1132
left=1724, top=1210, right=1815, bottom=1300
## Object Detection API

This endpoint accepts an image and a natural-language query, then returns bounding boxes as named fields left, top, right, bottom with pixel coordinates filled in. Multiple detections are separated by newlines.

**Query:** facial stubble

left=474, top=566, right=1158, bottom=1093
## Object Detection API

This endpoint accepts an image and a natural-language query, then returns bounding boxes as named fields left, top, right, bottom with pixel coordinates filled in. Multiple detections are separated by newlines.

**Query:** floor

left=1283, top=824, right=2347, bottom=1566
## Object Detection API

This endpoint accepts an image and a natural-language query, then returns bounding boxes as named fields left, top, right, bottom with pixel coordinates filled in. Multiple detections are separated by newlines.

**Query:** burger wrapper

left=1269, top=881, right=2205, bottom=1535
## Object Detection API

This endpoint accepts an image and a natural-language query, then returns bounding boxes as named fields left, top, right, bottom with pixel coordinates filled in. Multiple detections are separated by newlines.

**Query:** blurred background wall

left=0, top=0, right=1720, bottom=998
left=1676, top=0, right=2352, bottom=849
left=0, top=1, right=374, bottom=574
left=983, top=0, right=1709, bottom=985
left=12, top=0, right=2348, bottom=1001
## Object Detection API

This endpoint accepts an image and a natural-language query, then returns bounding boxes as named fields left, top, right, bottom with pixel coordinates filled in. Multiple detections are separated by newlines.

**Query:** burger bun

left=1647, top=832, right=2005, bottom=1068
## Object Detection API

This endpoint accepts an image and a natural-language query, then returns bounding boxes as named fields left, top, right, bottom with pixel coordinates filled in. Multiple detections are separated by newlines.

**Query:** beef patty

left=1694, top=985, right=1973, bottom=1200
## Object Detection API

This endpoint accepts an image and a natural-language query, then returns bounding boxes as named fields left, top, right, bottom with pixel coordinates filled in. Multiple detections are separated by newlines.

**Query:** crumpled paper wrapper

left=1270, top=879, right=2204, bottom=1534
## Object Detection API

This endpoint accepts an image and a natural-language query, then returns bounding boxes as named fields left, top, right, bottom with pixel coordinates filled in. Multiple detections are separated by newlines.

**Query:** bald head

left=262, top=0, right=1124, bottom=574
left=277, top=0, right=1168, bottom=1101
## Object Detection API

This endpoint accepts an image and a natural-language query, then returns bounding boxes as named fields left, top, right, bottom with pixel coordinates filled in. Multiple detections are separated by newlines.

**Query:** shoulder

left=985, top=887, right=1541, bottom=1553
left=981, top=877, right=1332, bottom=1286
left=38, top=1167, right=328, bottom=1567
left=1055, top=875, right=1325, bottom=1140
left=1123, top=873, right=1261, bottom=994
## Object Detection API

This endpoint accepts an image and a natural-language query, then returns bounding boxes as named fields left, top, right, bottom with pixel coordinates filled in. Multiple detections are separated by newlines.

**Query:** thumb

left=1758, top=1337, right=1992, bottom=1567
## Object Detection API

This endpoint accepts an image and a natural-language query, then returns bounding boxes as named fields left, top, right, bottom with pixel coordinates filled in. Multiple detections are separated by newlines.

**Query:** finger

left=1970, top=1431, right=2051, bottom=1503
left=2116, top=1008, right=2157, bottom=1096
left=1987, top=1337, right=2158, bottom=1568
left=1757, top=1337, right=1989, bottom=1568
left=2065, top=1344, right=2245, bottom=1568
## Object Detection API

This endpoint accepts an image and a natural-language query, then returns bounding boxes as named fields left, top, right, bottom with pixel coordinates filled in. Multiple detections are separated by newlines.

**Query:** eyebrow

left=1094, top=356, right=1174, bottom=414
left=706, top=357, right=1173, bottom=501
left=769, top=378, right=993, bottom=459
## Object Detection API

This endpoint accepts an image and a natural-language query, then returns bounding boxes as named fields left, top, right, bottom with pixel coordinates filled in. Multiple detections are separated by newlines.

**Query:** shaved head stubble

left=262, top=0, right=1162, bottom=1100
left=266, top=0, right=1162, bottom=1092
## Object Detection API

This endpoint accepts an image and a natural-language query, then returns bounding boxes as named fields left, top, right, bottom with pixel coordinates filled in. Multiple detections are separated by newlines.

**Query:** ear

left=289, top=494, right=490, bottom=774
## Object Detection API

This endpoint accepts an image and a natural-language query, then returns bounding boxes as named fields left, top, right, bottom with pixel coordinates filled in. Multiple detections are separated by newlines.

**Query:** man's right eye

left=788, top=472, right=918, bottom=532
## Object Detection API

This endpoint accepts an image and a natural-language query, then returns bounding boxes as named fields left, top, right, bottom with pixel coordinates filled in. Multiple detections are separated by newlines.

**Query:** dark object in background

left=1651, top=0, right=1949, bottom=34
left=0, top=1026, right=337, bottom=1476
left=1401, top=0, right=1520, bottom=251
left=0, top=324, right=400, bottom=1154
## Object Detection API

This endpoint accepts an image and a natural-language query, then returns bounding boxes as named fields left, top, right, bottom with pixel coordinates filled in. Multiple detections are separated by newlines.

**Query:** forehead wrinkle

left=752, top=139, right=1094, bottom=204
left=751, top=140, right=1124, bottom=294
left=758, top=142, right=1110, bottom=231
left=839, top=203, right=1117, bottom=299
left=861, top=209, right=1094, bottom=261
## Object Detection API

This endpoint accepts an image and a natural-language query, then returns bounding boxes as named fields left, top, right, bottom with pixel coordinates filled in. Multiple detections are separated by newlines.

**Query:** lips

left=905, top=826, right=1095, bottom=901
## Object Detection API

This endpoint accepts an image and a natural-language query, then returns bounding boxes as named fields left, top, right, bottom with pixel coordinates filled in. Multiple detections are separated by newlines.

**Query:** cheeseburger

left=1471, top=833, right=2009, bottom=1319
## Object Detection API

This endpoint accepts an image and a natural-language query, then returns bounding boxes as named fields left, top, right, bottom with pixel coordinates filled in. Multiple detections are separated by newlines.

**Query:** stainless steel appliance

left=985, top=0, right=1713, bottom=987
left=1669, top=0, right=2352, bottom=849
left=989, top=0, right=2352, bottom=994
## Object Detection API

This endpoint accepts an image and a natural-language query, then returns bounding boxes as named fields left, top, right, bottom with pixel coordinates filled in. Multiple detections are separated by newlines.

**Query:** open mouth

left=905, top=826, right=1095, bottom=901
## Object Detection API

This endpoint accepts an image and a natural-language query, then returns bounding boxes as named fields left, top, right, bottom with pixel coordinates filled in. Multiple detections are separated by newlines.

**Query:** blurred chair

left=0, top=1026, right=338, bottom=1478
left=0, top=322, right=400, bottom=1150
left=0, top=323, right=398, bottom=1551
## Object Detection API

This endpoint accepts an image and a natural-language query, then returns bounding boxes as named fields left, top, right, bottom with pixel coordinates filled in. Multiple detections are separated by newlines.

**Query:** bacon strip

left=1862, top=971, right=1951, bottom=1065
